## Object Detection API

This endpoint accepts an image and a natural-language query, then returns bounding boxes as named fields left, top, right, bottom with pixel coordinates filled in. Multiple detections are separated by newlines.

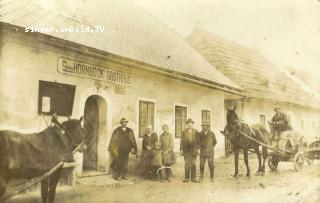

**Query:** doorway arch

left=83, top=95, right=107, bottom=171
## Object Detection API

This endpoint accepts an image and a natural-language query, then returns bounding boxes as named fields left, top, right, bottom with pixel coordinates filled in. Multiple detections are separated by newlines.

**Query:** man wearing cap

left=108, top=118, right=138, bottom=180
left=269, top=107, right=290, bottom=147
left=198, top=122, right=217, bottom=182
left=180, top=118, right=199, bottom=183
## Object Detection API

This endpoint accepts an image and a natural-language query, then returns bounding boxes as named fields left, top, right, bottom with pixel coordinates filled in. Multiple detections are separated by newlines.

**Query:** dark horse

left=0, top=116, right=85, bottom=203
left=221, top=108, right=270, bottom=178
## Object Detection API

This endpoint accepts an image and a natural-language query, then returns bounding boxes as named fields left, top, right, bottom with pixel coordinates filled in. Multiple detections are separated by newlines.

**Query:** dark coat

left=160, top=132, right=176, bottom=164
left=198, top=130, right=217, bottom=156
left=151, top=149, right=162, bottom=166
left=271, top=112, right=289, bottom=131
left=108, top=127, right=137, bottom=157
left=180, top=128, right=199, bottom=156
left=142, top=133, right=158, bottom=152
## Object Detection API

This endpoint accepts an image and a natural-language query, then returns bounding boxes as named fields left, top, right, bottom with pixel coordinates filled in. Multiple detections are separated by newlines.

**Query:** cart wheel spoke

left=268, top=155, right=278, bottom=171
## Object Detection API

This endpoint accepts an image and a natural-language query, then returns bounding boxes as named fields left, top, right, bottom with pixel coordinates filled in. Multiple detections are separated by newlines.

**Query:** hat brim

left=120, top=120, right=129, bottom=123
left=201, top=124, right=210, bottom=126
left=186, top=121, right=194, bottom=124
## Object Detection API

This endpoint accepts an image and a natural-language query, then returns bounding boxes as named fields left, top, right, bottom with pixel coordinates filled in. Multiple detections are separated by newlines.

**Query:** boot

left=199, top=171, right=204, bottom=182
left=210, top=170, right=214, bottom=182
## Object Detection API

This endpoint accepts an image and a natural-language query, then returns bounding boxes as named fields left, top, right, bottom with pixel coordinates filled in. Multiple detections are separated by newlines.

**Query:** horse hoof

left=260, top=172, right=265, bottom=176
left=255, top=172, right=260, bottom=176
left=245, top=175, right=251, bottom=180
left=232, top=174, right=238, bottom=179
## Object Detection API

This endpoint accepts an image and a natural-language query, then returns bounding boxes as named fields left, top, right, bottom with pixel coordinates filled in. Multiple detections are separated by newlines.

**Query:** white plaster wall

left=226, top=98, right=320, bottom=142
left=0, top=38, right=228, bottom=173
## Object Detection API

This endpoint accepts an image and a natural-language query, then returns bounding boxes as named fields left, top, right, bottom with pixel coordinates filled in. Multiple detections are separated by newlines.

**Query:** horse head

left=224, top=107, right=241, bottom=140
left=226, top=106, right=239, bottom=125
left=60, top=117, right=86, bottom=151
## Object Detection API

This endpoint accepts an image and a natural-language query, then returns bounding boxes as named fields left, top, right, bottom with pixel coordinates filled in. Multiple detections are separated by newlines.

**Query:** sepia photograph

left=0, top=0, right=320, bottom=202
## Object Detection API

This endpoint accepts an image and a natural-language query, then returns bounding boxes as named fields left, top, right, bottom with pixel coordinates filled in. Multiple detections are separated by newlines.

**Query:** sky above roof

left=134, top=0, right=320, bottom=76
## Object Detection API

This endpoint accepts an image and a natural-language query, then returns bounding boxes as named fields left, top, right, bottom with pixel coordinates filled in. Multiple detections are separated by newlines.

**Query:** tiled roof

left=0, top=0, right=242, bottom=93
left=186, top=27, right=320, bottom=108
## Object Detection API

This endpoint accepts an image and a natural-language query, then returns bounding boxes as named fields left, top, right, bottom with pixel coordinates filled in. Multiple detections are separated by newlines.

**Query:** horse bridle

left=51, top=117, right=78, bottom=144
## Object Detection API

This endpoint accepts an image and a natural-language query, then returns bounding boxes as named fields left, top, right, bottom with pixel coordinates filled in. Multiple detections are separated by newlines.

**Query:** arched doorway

left=83, top=95, right=107, bottom=172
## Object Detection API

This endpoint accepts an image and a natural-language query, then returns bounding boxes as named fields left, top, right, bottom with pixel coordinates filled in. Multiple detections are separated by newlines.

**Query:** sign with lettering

left=57, top=57, right=131, bottom=85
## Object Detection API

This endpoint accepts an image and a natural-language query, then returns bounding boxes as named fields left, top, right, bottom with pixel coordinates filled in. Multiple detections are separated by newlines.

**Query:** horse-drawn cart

left=267, top=131, right=307, bottom=171
left=306, top=138, right=320, bottom=165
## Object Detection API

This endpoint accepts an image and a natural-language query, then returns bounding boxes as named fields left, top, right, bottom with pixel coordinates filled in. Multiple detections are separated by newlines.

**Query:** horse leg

left=0, top=137, right=9, bottom=197
left=261, top=146, right=268, bottom=176
left=233, top=147, right=239, bottom=178
left=243, top=149, right=250, bottom=178
left=48, top=167, right=63, bottom=203
left=254, top=146, right=262, bottom=176
left=41, top=177, right=50, bottom=203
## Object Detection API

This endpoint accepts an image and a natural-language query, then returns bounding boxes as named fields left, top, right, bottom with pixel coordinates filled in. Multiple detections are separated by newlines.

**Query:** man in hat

left=198, top=122, right=217, bottom=182
left=269, top=107, right=290, bottom=147
left=108, top=118, right=138, bottom=180
left=180, top=118, right=199, bottom=183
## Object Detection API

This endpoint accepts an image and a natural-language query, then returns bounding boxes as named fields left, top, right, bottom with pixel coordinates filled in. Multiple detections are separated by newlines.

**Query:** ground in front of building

left=7, top=154, right=320, bottom=203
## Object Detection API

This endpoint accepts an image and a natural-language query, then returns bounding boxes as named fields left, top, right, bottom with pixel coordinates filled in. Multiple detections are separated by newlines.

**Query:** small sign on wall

left=115, top=85, right=126, bottom=95
left=41, top=96, right=51, bottom=113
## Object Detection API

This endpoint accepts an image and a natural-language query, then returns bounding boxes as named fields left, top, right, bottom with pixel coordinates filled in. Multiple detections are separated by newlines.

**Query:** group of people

left=107, top=107, right=289, bottom=183
left=108, top=117, right=217, bottom=183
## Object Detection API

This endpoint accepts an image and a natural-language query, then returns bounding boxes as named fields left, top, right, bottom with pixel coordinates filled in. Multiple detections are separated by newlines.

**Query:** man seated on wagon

left=268, top=107, right=292, bottom=148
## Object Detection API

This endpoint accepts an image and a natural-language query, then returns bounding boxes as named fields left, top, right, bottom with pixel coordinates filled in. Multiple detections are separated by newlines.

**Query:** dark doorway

left=83, top=96, right=99, bottom=170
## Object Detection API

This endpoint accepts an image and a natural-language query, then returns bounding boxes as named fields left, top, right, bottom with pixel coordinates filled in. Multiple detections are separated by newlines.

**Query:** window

left=259, top=114, right=266, bottom=126
left=139, top=101, right=155, bottom=137
left=38, top=81, right=76, bottom=116
left=175, top=106, right=187, bottom=138
left=300, top=120, right=304, bottom=130
left=202, top=110, right=211, bottom=127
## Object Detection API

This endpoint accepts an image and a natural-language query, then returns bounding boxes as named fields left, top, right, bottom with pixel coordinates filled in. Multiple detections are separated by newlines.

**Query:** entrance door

left=83, top=96, right=99, bottom=170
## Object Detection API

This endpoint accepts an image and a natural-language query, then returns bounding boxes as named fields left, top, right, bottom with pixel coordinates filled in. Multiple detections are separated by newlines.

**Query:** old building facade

left=187, top=27, right=320, bottom=154
left=0, top=1, right=243, bottom=176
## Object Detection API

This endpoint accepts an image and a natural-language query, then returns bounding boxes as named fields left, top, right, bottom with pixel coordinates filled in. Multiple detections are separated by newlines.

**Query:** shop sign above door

left=57, top=57, right=131, bottom=85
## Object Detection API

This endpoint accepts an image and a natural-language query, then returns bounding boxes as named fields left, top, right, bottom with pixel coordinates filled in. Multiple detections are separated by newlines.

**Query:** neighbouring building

left=0, top=0, right=243, bottom=178
left=186, top=27, right=320, bottom=154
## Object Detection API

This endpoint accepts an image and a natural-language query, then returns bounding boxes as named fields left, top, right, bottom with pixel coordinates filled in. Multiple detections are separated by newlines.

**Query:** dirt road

left=7, top=154, right=320, bottom=203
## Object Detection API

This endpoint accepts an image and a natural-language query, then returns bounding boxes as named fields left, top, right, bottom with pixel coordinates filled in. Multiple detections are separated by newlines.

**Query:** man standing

left=198, top=122, right=217, bottom=182
left=108, top=118, right=138, bottom=181
left=180, top=118, right=199, bottom=183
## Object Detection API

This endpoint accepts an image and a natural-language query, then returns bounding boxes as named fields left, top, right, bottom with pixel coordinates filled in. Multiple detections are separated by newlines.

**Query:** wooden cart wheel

left=306, top=157, right=313, bottom=165
left=268, top=155, right=278, bottom=171
left=293, top=152, right=305, bottom=171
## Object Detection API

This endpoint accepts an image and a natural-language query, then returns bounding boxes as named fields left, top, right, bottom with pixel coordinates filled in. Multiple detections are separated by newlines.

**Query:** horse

left=0, top=115, right=85, bottom=203
left=220, top=107, right=270, bottom=178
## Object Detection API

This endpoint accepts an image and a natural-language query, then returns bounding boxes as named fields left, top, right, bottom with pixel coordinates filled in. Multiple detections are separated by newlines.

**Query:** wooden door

left=83, top=96, right=99, bottom=170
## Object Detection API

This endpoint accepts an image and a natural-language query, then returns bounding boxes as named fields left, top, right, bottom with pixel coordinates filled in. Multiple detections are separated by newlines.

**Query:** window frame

left=38, top=80, right=76, bottom=116
left=259, top=113, right=266, bottom=126
left=201, top=109, right=211, bottom=128
left=174, top=105, right=188, bottom=138
left=138, top=100, right=155, bottom=137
